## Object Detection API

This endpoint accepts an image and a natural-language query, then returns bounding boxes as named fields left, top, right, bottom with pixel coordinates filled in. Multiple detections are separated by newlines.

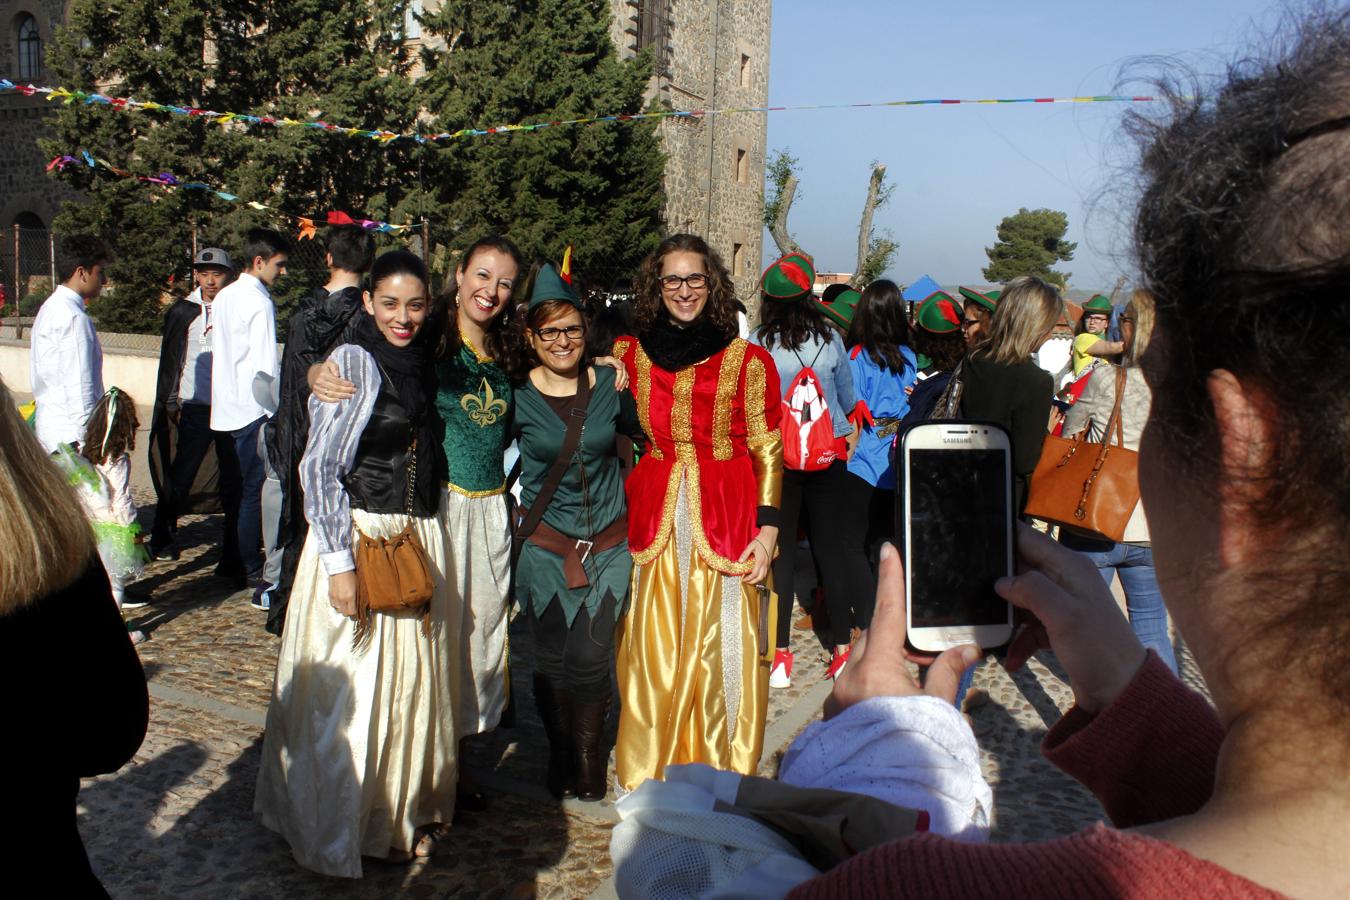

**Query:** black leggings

left=829, top=468, right=895, bottom=636
left=525, top=592, right=618, bottom=703
left=772, top=461, right=879, bottom=649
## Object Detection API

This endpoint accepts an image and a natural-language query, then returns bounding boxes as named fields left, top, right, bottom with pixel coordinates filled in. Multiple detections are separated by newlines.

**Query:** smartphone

left=899, top=421, right=1015, bottom=653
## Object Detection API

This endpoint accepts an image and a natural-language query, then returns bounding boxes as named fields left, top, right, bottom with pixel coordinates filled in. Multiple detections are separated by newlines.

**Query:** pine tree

left=416, top=0, right=667, bottom=291
left=45, top=0, right=419, bottom=332
left=981, top=208, right=1077, bottom=289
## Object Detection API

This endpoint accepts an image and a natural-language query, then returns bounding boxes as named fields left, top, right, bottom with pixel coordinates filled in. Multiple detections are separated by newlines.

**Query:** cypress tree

left=417, top=0, right=667, bottom=291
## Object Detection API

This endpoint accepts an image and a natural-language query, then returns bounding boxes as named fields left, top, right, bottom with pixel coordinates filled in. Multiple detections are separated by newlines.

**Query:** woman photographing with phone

left=783, top=13, right=1350, bottom=898
left=512, top=263, right=644, bottom=803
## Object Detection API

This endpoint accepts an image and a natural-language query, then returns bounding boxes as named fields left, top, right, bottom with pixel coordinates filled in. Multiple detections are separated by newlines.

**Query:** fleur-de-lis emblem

left=461, top=377, right=507, bottom=427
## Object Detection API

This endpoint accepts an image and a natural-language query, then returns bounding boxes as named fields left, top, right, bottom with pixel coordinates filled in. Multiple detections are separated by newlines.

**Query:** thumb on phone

left=922, top=644, right=981, bottom=705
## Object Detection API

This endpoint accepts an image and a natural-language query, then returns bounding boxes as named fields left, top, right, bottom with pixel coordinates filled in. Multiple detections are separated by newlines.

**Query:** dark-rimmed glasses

left=660, top=273, right=708, bottom=291
left=533, top=324, right=586, bottom=342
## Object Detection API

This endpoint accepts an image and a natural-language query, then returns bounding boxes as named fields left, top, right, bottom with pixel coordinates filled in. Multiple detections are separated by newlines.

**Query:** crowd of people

left=5, top=9, right=1349, bottom=896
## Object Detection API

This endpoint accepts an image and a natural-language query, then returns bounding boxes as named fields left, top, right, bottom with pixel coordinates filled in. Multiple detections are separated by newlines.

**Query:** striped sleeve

left=300, top=344, right=380, bottom=575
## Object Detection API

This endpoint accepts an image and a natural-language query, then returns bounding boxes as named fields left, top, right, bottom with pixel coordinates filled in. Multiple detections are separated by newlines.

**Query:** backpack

left=780, top=341, right=838, bottom=471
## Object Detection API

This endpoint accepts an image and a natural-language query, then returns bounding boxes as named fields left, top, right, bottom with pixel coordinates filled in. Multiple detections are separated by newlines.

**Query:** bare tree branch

left=768, top=171, right=800, bottom=256
left=852, top=163, right=890, bottom=286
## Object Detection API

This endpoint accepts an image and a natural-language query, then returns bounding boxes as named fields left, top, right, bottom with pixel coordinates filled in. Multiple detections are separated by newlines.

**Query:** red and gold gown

left=611, top=334, right=783, bottom=789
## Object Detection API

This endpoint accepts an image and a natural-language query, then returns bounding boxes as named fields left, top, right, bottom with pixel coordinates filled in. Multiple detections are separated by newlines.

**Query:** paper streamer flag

left=46, top=152, right=421, bottom=236
left=1, top=77, right=1158, bottom=149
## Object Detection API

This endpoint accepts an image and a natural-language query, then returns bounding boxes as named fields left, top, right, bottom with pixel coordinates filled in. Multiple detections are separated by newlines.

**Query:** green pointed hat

left=760, top=252, right=816, bottom=301
left=958, top=285, right=1000, bottom=314
left=1082, top=294, right=1113, bottom=313
left=528, top=261, right=582, bottom=312
left=814, top=288, right=861, bottom=330
left=915, top=291, right=963, bottom=334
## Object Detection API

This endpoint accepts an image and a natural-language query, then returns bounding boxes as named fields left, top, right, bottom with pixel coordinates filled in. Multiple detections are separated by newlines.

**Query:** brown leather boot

left=532, top=674, right=575, bottom=799
left=572, top=696, right=612, bottom=802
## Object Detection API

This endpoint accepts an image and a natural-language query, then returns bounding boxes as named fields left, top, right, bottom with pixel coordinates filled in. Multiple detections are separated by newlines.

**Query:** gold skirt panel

left=614, top=477, right=769, bottom=790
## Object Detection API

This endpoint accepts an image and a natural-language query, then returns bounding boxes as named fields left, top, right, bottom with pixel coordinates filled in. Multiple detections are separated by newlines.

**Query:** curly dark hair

left=81, top=388, right=140, bottom=466
left=846, top=279, right=912, bottom=374
left=910, top=327, right=966, bottom=374
left=1126, top=9, right=1350, bottom=712
left=631, top=234, right=740, bottom=337
left=439, top=235, right=530, bottom=378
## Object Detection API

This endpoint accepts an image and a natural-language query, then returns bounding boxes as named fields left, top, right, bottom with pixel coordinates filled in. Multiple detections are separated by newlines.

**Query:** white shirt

left=30, top=285, right=104, bottom=452
left=210, top=272, right=278, bottom=430
left=176, top=289, right=214, bottom=406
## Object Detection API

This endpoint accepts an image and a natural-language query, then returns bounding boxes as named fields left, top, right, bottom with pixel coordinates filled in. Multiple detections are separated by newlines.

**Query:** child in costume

left=56, top=387, right=148, bottom=644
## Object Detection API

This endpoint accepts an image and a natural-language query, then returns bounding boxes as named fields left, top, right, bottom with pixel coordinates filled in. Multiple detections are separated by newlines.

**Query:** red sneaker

left=769, top=648, right=794, bottom=688
left=825, top=646, right=851, bottom=680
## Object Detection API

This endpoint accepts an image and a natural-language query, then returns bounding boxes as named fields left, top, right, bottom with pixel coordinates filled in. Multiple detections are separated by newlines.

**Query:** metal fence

left=0, top=226, right=59, bottom=319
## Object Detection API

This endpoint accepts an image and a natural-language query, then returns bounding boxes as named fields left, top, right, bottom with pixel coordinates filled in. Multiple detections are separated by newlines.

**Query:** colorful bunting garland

left=47, top=152, right=421, bottom=237
left=3, top=77, right=1157, bottom=147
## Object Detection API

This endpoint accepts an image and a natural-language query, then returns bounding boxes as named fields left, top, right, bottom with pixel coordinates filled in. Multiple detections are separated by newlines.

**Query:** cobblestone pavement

left=83, top=500, right=1206, bottom=897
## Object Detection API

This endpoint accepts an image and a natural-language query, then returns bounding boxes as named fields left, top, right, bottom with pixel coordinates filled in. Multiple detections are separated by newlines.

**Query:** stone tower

left=608, top=1, right=773, bottom=310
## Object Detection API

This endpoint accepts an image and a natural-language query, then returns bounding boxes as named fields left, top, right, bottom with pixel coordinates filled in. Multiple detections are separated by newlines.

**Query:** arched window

left=18, top=15, right=42, bottom=81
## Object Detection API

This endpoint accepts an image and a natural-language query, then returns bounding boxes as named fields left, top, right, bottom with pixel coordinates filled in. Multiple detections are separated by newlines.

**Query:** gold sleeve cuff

left=747, top=431, right=783, bottom=511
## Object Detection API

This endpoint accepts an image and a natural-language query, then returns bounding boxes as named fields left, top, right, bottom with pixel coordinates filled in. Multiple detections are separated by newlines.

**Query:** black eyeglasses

left=533, top=324, right=586, bottom=342
left=660, top=273, right=709, bottom=291
left=961, top=318, right=980, bottom=328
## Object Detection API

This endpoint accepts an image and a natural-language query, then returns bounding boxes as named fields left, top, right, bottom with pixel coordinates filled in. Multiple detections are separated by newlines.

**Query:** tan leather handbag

left=352, top=437, right=434, bottom=645
left=1024, top=368, right=1139, bottom=542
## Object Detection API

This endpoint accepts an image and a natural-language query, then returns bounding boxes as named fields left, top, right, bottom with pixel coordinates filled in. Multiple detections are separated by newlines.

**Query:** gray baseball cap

left=193, top=247, right=235, bottom=270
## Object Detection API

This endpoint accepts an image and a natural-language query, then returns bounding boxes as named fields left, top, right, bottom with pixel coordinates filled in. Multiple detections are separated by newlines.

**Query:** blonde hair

left=975, top=275, right=1065, bottom=364
left=1122, top=288, right=1156, bottom=368
left=0, top=377, right=95, bottom=614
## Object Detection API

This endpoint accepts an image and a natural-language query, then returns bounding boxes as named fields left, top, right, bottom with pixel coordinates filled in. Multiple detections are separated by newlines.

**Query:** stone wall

left=0, top=1, right=76, bottom=231
left=610, top=0, right=772, bottom=318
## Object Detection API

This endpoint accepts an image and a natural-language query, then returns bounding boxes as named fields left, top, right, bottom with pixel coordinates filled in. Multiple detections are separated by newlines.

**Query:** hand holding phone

left=824, top=543, right=981, bottom=720
left=999, top=524, right=1147, bottom=715
left=899, top=422, right=1015, bottom=653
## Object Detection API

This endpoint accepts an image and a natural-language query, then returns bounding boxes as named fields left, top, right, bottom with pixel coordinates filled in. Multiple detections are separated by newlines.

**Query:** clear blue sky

left=763, top=0, right=1288, bottom=290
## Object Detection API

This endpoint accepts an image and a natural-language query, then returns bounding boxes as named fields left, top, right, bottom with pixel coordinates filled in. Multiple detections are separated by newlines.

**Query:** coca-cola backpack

left=781, top=343, right=838, bottom=471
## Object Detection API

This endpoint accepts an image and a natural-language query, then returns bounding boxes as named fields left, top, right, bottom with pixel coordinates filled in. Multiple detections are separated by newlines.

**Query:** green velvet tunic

left=435, top=336, right=514, bottom=494
left=512, top=365, right=644, bottom=625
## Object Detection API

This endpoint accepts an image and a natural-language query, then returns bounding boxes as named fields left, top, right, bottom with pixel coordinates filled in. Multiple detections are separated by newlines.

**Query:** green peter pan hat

left=915, top=291, right=963, bottom=334
left=1082, top=294, right=1113, bottom=313
left=814, top=287, right=861, bottom=330
left=527, top=261, right=582, bottom=312
left=958, top=285, right=1001, bottom=314
left=760, top=252, right=817, bottom=301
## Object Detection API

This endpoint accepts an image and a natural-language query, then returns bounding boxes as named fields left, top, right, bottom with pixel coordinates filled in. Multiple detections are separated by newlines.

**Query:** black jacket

left=265, top=285, right=366, bottom=549
left=3, top=560, right=149, bottom=896
left=147, top=294, right=221, bottom=513
left=958, top=354, right=1054, bottom=513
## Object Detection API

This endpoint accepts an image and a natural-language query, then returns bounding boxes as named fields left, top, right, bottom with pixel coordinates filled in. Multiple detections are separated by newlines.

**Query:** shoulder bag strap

left=517, top=366, right=594, bottom=541
left=1098, top=366, right=1127, bottom=448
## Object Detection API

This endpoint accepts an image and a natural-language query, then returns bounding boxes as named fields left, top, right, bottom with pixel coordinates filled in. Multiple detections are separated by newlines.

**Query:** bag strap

left=1098, top=367, right=1128, bottom=449
left=517, top=366, right=594, bottom=541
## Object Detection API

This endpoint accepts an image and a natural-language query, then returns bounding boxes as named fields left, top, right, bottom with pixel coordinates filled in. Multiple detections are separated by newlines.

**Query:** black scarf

left=351, top=311, right=435, bottom=422
left=639, top=312, right=736, bottom=371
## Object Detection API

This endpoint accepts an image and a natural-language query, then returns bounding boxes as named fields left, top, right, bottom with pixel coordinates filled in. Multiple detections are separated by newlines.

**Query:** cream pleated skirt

left=254, top=508, right=460, bottom=878
left=439, top=486, right=512, bottom=735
